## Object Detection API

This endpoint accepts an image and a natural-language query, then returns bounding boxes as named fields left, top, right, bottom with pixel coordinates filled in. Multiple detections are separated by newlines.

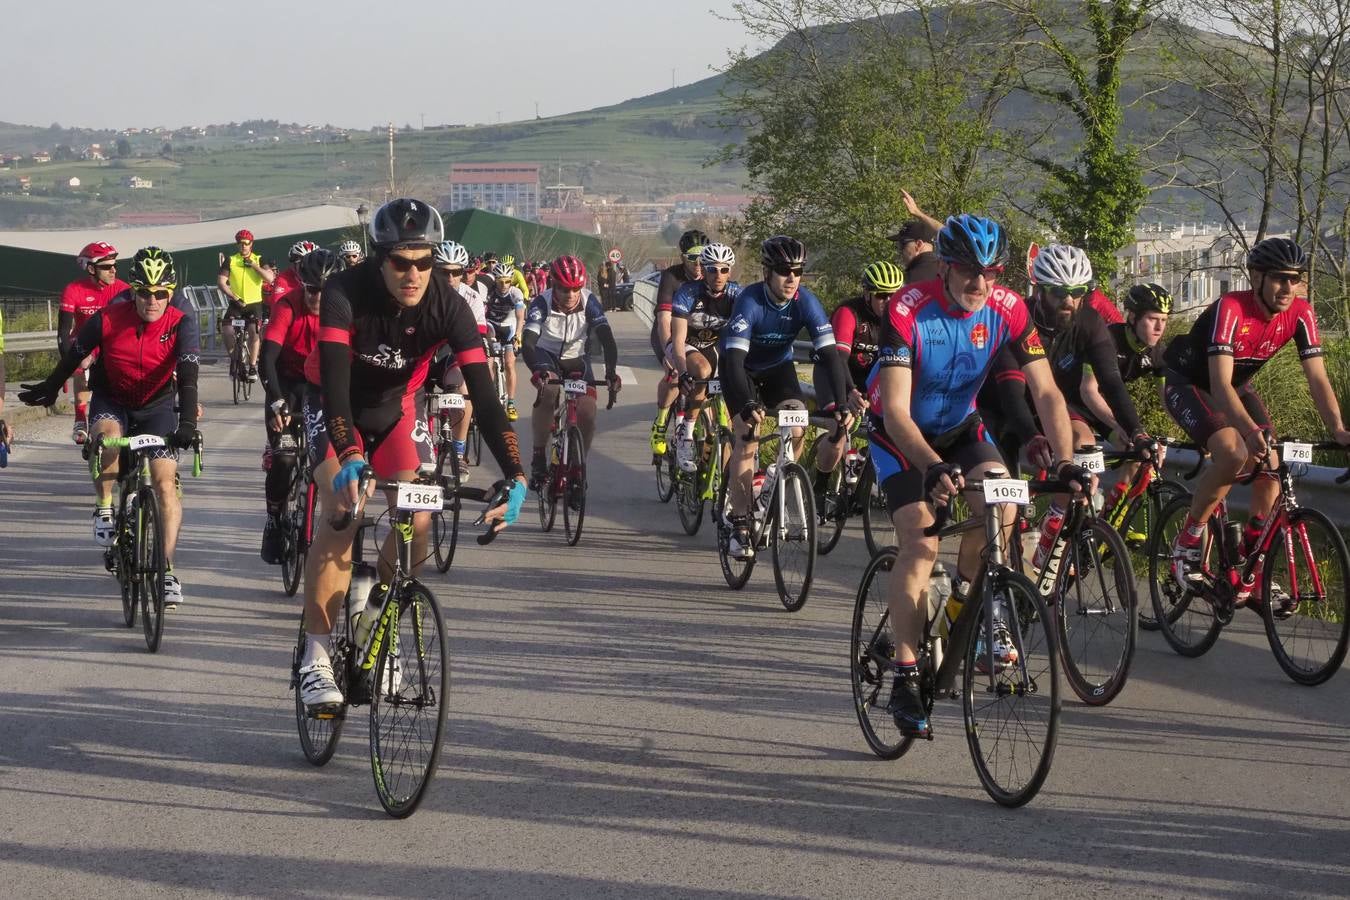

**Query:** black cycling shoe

left=260, top=515, right=284, bottom=565
left=886, top=669, right=931, bottom=739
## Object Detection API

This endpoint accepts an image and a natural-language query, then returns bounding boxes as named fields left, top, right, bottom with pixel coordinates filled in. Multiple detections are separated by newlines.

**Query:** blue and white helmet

left=936, top=214, right=1009, bottom=268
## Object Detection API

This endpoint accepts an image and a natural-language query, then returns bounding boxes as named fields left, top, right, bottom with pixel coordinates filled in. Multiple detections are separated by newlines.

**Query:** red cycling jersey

left=1162, top=289, right=1322, bottom=390
left=61, top=277, right=131, bottom=330
left=71, top=295, right=200, bottom=409
left=264, top=268, right=302, bottom=309
left=263, top=292, right=319, bottom=383
left=1087, top=288, right=1123, bottom=326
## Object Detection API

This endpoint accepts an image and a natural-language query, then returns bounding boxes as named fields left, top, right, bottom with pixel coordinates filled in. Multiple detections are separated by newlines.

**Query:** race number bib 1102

left=777, top=408, right=809, bottom=428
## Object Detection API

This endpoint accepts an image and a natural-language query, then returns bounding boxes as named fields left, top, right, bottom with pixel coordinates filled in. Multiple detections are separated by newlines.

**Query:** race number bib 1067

left=983, top=478, right=1030, bottom=506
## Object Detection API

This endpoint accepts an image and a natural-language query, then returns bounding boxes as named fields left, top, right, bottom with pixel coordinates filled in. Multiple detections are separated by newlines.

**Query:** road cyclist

left=649, top=230, right=708, bottom=460
left=59, top=241, right=131, bottom=445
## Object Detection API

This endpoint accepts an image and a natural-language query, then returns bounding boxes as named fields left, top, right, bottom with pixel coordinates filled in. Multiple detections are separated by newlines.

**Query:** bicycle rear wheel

left=231, top=362, right=242, bottom=405
left=850, top=548, right=919, bottom=759
left=962, top=570, right=1059, bottom=807
left=1149, top=496, right=1223, bottom=657
left=563, top=426, right=586, bottom=546
left=1055, top=516, right=1137, bottom=705
left=676, top=428, right=707, bottom=536
left=815, top=468, right=846, bottom=556
left=465, top=421, right=481, bottom=467
left=715, top=465, right=755, bottom=589
left=431, top=445, right=461, bottom=573
left=294, top=603, right=349, bottom=766
left=137, top=487, right=166, bottom=652
left=369, top=581, right=449, bottom=818
left=1262, top=507, right=1350, bottom=685
left=538, top=462, right=558, bottom=533
left=771, top=463, right=816, bottom=612
left=1124, top=479, right=1187, bottom=631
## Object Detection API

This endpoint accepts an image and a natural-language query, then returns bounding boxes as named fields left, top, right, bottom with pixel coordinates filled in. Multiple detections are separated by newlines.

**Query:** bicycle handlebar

left=921, top=472, right=1088, bottom=537
left=91, top=433, right=205, bottom=478
left=540, top=375, right=618, bottom=410
left=331, top=467, right=515, bottom=543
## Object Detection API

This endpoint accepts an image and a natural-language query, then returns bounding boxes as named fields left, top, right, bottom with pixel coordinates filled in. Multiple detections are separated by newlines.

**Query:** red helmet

left=78, top=241, right=118, bottom=267
left=550, top=255, right=587, bottom=290
left=235, top=229, right=254, bottom=242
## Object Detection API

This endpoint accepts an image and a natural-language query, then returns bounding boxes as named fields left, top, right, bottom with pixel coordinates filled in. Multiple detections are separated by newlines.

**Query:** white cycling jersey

left=456, top=280, right=488, bottom=331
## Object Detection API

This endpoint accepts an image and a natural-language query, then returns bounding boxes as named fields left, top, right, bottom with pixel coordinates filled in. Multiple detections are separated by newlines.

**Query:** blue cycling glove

left=504, top=478, right=527, bottom=524
left=333, top=457, right=367, bottom=494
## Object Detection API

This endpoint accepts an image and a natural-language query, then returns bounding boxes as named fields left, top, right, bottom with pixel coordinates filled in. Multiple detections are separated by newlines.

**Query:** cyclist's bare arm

left=879, top=365, right=940, bottom=472
left=1078, top=370, right=1123, bottom=437
left=1023, top=357, right=1075, bottom=464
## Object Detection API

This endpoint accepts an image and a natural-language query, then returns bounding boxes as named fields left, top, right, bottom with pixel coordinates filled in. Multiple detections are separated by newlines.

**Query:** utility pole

left=387, top=122, right=395, bottom=197
left=671, top=67, right=676, bottom=89
left=420, top=112, right=425, bottom=131
left=496, top=110, right=503, bottom=123
left=535, top=100, right=540, bottom=119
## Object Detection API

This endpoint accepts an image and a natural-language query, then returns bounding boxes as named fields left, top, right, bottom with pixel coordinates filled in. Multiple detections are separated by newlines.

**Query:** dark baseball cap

left=888, top=220, right=938, bottom=243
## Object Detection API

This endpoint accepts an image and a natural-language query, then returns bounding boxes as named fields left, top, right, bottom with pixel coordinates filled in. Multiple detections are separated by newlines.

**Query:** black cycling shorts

left=1163, top=374, right=1270, bottom=448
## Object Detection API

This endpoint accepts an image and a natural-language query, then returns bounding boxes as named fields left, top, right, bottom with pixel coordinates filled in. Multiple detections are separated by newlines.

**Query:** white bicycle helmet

left=700, top=243, right=737, bottom=267
left=288, top=239, right=319, bottom=263
left=1031, top=244, right=1094, bottom=287
left=337, top=240, right=362, bottom=256
left=490, top=262, right=514, bottom=280
left=434, top=240, right=470, bottom=268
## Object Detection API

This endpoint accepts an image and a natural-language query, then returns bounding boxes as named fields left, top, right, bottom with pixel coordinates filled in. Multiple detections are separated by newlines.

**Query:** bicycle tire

left=850, top=548, right=920, bottom=759
left=538, top=457, right=558, bottom=533
left=118, top=490, right=137, bottom=627
left=816, top=467, right=846, bottom=556
left=431, top=445, right=461, bottom=573
left=860, top=464, right=895, bottom=556
left=280, top=467, right=306, bottom=597
left=231, top=367, right=242, bottom=405
left=676, top=421, right=708, bottom=535
left=137, top=487, right=166, bottom=652
left=655, top=421, right=678, bottom=503
left=1262, top=507, right=1350, bottom=686
left=242, top=374, right=252, bottom=403
left=962, top=569, right=1059, bottom=807
left=1124, top=479, right=1187, bottom=631
left=714, top=469, right=755, bottom=589
left=772, top=463, right=817, bottom=612
left=1055, top=515, right=1137, bottom=705
left=1149, top=496, right=1223, bottom=657
left=563, top=426, right=586, bottom=546
left=369, top=581, right=450, bottom=818
left=294, top=603, right=349, bottom=766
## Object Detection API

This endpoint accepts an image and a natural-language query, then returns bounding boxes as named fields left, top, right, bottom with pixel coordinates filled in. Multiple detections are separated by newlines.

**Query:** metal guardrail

left=1, top=287, right=231, bottom=359
left=4, top=330, right=57, bottom=353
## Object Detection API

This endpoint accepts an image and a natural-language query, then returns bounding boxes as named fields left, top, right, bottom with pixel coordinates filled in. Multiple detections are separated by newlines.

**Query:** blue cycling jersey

left=723, top=282, right=835, bottom=371
left=866, top=277, right=1044, bottom=436
left=671, top=280, right=741, bottom=350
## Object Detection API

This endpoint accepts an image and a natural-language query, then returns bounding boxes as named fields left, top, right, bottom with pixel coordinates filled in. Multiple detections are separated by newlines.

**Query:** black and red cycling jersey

left=1162, top=289, right=1322, bottom=390
left=1086, top=288, right=1123, bottom=326
left=58, top=276, right=131, bottom=354
left=317, top=264, right=523, bottom=477
left=264, top=267, right=302, bottom=309
left=831, top=295, right=885, bottom=387
left=262, top=292, right=318, bottom=384
left=60, top=294, right=199, bottom=422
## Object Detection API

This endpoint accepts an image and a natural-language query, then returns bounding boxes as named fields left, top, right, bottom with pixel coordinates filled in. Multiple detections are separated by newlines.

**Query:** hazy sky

left=6, top=1, right=756, bottom=130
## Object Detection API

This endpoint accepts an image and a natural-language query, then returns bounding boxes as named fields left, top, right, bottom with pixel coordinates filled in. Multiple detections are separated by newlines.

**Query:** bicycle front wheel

left=655, top=415, right=677, bottom=503
left=280, top=471, right=306, bottom=597
left=771, top=463, right=817, bottom=612
left=816, top=468, right=846, bottom=556
left=137, top=487, right=166, bottom=652
left=850, top=548, right=918, bottom=759
left=465, top=421, right=481, bottom=467
left=962, top=570, right=1059, bottom=807
left=1056, top=516, right=1137, bottom=705
left=562, top=426, right=587, bottom=546
left=1125, top=479, right=1187, bottom=631
left=431, top=445, right=461, bottom=573
left=1262, top=507, right=1350, bottom=685
left=714, top=471, right=755, bottom=589
left=293, top=603, right=349, bottom=766
left=860, top=464, right=895, bottom=556
left=369, top=581, right=450, bottom=818
left=118, top=491, right=137, bottom=627
left=1149, top=496, right=1223, bottom=657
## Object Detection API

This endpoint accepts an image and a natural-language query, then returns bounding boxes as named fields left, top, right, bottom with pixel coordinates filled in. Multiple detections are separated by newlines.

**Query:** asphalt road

left=1, top=312, right=1346, bottom=898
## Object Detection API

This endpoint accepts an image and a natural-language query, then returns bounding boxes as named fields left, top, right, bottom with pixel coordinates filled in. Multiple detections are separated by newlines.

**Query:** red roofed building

left=449, top=163, right=540, bottom=221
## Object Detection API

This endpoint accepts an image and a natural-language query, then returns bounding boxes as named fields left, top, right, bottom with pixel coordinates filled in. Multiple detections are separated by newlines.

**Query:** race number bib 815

left=128, top=434, right=166, bottom=451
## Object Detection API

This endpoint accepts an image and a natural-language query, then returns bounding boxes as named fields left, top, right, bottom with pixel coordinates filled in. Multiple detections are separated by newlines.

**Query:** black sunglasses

left=94, top=263, right=118, bottom=271
left=135, top=287, right=172, bottom=300
left=385, top=254, right=434, bottom=273
left=770, top=265, right=804, bottom=277
left=445, top=267, right=465, bottom=277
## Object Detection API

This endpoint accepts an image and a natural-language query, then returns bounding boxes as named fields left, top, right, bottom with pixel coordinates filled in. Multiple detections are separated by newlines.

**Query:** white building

left=1116, top=223, right=1272, bottom=314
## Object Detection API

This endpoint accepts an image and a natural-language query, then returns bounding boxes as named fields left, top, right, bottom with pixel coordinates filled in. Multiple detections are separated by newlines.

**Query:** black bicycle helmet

left=368, top=198, right=444, bottom=250
left=1123, top=283, right=1172, bottom=316
left=298, top=248, right=345, bottom=291
left=760, top=235, right=806, bottom=269
left=128, top=246, right=177, bottom=289
left=678, top=229, right=710, bottom=255
left=1246, top=237, right=1308, bottom=272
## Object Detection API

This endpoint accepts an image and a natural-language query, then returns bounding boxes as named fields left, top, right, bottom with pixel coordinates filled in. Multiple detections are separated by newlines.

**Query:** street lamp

left=356, top=202, right=371, bottom=254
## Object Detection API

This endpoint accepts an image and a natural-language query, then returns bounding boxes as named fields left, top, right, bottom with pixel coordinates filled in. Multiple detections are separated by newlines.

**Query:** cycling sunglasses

left=444, top=267, right=465, bottom=277
left=705, top=266, right=731, bottom=275
left=770, top=264, right=804, bottom=277
left=134, top=287, right=173, bottom=300
left=93, top=262, right=118, bottom=271
left=951, top=262, right=1004, bottom=280
left=385, top=254, right=435, bottom=273
left=1048, top=283, right=1092, bottom=299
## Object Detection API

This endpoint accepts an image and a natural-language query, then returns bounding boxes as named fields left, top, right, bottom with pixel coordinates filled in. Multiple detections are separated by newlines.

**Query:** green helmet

left=1124, top=283, right=1172, bottom=316
left=129, top=246, right=177, bottom=289
left=862, top=260, right=904, bottom=293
